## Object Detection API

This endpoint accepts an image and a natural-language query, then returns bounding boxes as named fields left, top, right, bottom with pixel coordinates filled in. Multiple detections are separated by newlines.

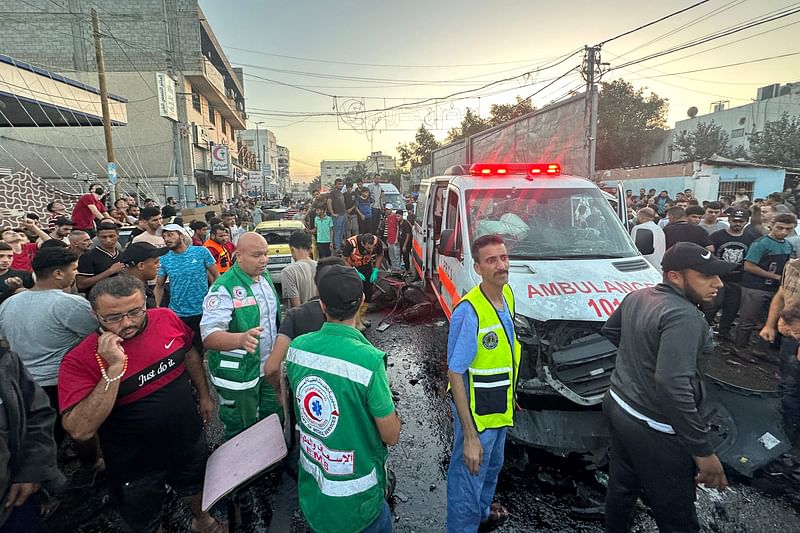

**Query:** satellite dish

left=687, top=106, right=698, bottom=118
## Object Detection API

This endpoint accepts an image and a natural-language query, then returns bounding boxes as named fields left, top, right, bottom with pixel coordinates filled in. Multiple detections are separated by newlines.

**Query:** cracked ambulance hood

left=504, top=257, right=662, bottom=322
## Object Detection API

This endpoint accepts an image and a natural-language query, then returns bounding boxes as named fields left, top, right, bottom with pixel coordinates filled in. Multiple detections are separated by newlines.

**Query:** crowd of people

left=627, top=187, right=800, bottom=352
left=5, top=176, right=800, bottom=533
left=0, top=178, right=421, bottom=533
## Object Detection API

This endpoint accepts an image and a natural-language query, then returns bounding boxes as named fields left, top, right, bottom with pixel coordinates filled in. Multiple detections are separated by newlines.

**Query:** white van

left=379, top=182, right=404, bottom=210
left=412, top=162, right=662, bottom=461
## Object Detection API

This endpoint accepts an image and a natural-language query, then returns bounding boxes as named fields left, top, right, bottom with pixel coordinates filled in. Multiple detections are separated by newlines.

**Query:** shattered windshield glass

left=465, top=187, right=638, bottom=259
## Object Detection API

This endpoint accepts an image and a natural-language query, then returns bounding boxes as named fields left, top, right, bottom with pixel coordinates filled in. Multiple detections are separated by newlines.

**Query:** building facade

left=666, top=82, right=800, bottom=162
left=320, top=151, right=397, bottom=188
left=0, top=0, right=247, bottom=204
left=599, top=156, right=792, bottom=202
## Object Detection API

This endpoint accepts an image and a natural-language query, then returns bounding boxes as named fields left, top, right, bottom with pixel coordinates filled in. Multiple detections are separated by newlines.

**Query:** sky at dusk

left=199, top=0, right=800, bottom=181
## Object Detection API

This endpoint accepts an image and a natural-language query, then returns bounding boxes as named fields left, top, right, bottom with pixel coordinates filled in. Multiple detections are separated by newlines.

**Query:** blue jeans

left=332, top=215, right=346, bottom=250
left=446, top=402, right=507, bottom=533
left=312, top=499, right=392, bottom=533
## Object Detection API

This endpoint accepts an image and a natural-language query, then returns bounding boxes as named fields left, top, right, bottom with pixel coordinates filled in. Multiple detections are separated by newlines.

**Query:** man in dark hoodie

left=0, top=345, right=64, bottom=532
left=601, top=242, right=734, bottom=533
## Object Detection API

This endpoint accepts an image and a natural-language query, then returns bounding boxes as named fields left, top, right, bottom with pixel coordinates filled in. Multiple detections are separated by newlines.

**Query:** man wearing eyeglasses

left=59, top=275, right=222, bottom=533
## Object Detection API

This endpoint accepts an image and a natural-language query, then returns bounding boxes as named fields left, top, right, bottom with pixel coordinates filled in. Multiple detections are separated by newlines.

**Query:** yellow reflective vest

left=457, top=283, right=521, bottom=432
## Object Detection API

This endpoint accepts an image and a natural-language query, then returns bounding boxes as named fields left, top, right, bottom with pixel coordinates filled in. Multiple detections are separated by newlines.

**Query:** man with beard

left=76, top=222, right=124, bottom=293
left=204, top=225, right=234, bottom=274
left=705, top=209, right=755, bottom=338
left=131, top=207, right=164, bottom=248
left=601, top=243, right=733, bottom=532
left=120, top=242, right=169, bottom=309
left=48, top=217, right=73, bottom=244
left=155, top=225, right=219, bottom=352
left=59, top=276, right=222, bottom=533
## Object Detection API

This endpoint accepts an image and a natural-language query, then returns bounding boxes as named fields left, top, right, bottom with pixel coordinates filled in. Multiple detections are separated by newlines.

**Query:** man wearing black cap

left=705, top=209, right=756, bottom=338
left=285, top=264, right=400, bottom=533
left=119, top=242, right=169, bottom=308
left=601, top=242, right=733, bottom=533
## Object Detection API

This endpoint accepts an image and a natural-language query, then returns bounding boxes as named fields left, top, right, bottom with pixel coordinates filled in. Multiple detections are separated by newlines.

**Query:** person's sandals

left=478, top=502, right=510, bottom=532
left=190, top=516, right=228, bottom=533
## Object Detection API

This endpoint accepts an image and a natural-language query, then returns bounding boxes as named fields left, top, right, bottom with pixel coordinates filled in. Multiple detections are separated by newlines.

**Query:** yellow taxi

left=254, top=218, right=306, bottom=284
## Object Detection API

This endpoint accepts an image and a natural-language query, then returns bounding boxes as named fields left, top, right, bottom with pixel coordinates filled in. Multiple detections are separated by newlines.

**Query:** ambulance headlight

left=514, top=315, right=538, bottom=344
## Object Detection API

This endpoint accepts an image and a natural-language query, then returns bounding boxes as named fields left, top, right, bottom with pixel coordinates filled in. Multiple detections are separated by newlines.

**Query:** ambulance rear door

left=436, top=184, right=467, bottom=319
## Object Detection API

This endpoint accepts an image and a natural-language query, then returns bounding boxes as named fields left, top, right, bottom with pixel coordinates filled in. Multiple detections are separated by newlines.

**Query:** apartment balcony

left=185, top=58, right=246, bottom=130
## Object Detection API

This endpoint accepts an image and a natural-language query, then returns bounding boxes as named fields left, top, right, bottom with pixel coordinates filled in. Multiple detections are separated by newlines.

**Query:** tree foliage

left=396, top=125, right=441, bottom=169
left=307, top=176, right=321, bottom=194
left=487, top=97, right=535, bottom=126
left=749, top=112, right=800, bottom=168
left=673, top=120, right=731, bottom=160
left=344, top=162, right=368, bottom=183
left=445, top=108, right=488, bottom=144
left=596, top=79, right=669, bottom=170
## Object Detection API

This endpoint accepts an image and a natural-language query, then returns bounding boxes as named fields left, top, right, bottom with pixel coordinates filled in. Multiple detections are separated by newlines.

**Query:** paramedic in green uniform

left=286, top=264, right=401, bottom=533
left=201, top=232, right=282, bottom=438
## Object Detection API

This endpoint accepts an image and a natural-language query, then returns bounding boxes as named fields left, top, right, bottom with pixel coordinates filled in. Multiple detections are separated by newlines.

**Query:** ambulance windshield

left=466, top=187, right=639, bottom=259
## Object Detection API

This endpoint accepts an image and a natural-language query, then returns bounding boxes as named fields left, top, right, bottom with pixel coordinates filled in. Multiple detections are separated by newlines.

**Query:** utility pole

left=90, top=9, right=119, bottom=201
left=163, top=0, right=186, bottom=209
left=255, top=121, right=264, bottom=198
left=582, top=45, right=601, bottom=181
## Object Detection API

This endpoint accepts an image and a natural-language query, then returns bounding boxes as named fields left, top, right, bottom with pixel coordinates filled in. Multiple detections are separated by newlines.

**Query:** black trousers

left=603, top=395, right=699, bottom=533
left=779, top=337, right=800, bottom=426
left=703, top=281, right=741, bottom=335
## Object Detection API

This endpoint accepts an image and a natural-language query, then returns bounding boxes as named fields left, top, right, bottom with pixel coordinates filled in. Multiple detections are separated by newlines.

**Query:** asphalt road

left=49, top=312, right=800, bottom=532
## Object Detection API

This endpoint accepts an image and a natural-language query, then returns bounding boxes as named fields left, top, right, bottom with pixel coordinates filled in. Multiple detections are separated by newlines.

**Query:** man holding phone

left=71, top=182, right=114, bottom=236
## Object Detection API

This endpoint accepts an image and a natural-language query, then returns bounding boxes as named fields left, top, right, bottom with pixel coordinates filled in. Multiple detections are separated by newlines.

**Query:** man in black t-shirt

left=0, top=243, right=33, bottom=305
left=76, top=222, right=124, bottom=293
left=663, top=206, right=713, bottom=251
left=705, top=209, right=755, bottom=337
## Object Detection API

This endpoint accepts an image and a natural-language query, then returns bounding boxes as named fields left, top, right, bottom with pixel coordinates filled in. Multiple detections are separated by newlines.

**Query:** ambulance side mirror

left=440, top=229, right=461, bottom=258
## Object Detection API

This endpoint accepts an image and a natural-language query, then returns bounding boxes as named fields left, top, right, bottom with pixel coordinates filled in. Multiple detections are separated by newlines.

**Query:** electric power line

left=598, top=0, right=712, bottom=46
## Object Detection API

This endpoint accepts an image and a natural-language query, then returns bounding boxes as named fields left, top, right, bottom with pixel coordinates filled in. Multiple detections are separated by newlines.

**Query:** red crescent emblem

left=303, top=391, right=323, bottom=421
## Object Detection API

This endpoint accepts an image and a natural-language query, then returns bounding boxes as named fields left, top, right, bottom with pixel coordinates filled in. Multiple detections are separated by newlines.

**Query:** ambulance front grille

left=546, top=324, right=616, bottom=402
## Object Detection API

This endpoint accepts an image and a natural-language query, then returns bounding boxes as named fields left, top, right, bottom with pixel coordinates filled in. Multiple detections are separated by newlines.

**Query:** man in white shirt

left=367, top=174, right=384, bottom=235
left=630, top=207, right=666, bottom=273
left=221, top=211, right=245, bottom=246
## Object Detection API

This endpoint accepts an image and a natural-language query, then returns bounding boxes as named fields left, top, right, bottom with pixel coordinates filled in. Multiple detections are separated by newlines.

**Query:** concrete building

left=238, top=128, right=284, bottom=196
left=0, top=0, right=247, bottom=203
left=664, top=82, right=800, bottom=163
left=278, top=145, right=290, bottom=192
left=320, top=151, right=397, bottom=188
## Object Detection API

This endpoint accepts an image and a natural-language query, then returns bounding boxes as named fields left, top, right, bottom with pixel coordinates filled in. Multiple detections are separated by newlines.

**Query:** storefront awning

left=0, top=54, right=127, bottom=127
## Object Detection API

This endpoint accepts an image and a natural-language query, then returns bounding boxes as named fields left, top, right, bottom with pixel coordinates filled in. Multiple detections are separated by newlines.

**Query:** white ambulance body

left=412, top=162, right=662, bottom=460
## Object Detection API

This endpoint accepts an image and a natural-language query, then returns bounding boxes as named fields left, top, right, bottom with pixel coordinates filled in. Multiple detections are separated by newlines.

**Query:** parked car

left=254, top=219, right=305, bottom=284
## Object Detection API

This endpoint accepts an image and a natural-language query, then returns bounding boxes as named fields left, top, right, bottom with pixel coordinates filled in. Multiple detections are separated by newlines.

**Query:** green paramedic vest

left=457, top=283, right=521, bottom=433
left=206, top=263, right=282, bottom=389
left=285, top=323, right=392, bottom=533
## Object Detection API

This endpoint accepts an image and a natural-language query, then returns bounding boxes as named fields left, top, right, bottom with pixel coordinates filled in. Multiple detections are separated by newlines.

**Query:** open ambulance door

left=615, top=182, right=631, bottom=233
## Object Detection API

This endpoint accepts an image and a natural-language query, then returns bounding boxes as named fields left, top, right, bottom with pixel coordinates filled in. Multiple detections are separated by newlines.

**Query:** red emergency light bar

left=469, top=163, right=560, bottom=177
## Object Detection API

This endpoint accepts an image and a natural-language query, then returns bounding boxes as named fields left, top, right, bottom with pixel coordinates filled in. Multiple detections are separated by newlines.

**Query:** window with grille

left=191, top=89, right=201, bottom=112
left=731, top=128, right=745, bottom=138
left=718, top=181, right=754, bottom=200
left=208, top=106, right=215, bottom=125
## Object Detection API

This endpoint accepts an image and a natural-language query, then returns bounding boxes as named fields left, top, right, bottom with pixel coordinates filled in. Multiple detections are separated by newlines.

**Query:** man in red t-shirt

left=59, top=275, right=222, bottom=533
left=71, top=183, right=113, bottom=234
left=1, top=218, right=51, bottom=272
